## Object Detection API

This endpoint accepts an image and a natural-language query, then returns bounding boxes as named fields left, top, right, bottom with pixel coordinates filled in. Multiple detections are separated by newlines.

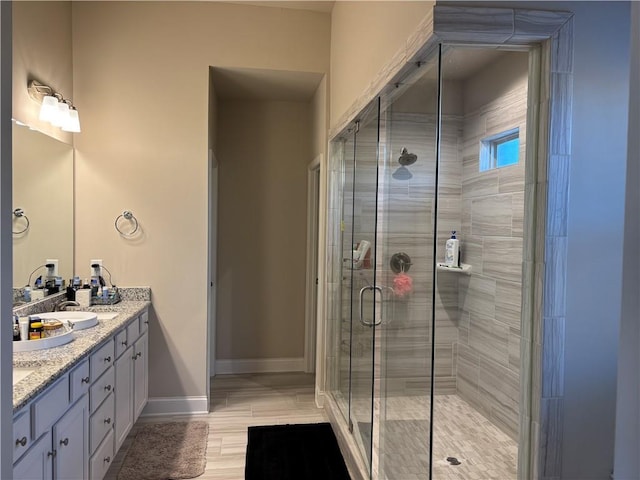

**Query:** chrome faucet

left=51, top=300, right=80, bottom=312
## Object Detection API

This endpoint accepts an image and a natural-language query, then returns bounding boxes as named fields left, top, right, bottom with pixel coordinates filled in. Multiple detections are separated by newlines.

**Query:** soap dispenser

left=444, top=231, right=460, bottom=267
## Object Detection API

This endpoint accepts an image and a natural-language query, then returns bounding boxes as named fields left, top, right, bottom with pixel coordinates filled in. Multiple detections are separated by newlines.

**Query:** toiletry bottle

left=444, top=231, right=460, bottom=267
left=29, top=321, right=43, bottom=340
left=23, top=286, right=31, bottom=302
left=13, top=315, right=20, bottom=341
left=77, top=285, right=91, bottom=308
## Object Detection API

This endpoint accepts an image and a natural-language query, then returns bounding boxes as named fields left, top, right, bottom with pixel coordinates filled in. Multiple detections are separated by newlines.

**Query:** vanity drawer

left=69, top=358, right=91, bottom=403
left=90, top=392, right=114, bottom=455
left=115, top=329, right=128, bottom=359
left=89, top=428, right=114, bottom=480
left=32, top=375, right=70, bottom=439
left=13, top=410, right=31, bottom=463
left=90, top=340, right=114, bottom=382
left=90, top=366, right=114, bottom=412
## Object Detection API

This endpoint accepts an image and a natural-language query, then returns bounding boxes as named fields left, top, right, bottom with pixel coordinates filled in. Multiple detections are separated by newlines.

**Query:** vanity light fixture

left=27, top=80, right=81, bottom=133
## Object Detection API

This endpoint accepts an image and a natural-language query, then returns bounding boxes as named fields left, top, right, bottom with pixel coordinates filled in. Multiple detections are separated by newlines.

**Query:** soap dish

left=436, top=263, right=472, bottom=275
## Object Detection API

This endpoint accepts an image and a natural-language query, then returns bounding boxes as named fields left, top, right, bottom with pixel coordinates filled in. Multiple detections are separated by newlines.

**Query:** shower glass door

left=341, top=99, right=382, bottom=475
left=376, top=53, right=441, bottom=479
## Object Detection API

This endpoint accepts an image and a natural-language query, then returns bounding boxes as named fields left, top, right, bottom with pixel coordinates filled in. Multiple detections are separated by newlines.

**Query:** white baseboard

left=215, top=357, right=305, bottom=374
left=142, top=396, right=209, bottom=416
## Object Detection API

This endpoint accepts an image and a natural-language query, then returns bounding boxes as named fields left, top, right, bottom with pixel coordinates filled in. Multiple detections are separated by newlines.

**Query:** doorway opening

left=208, top=67, right=326, bottom=381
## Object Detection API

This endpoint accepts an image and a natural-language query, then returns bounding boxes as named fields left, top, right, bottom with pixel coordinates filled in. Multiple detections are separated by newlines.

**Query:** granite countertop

left=12, top=299, right=151, bottom=413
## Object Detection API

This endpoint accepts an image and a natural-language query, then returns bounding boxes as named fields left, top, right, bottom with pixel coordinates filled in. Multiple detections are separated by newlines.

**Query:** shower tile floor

left=379, top=394, right=518, bottom=479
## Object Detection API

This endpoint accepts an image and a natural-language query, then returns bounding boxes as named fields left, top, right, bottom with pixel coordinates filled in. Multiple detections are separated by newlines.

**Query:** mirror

left=12, top=121, right=74, bottom=300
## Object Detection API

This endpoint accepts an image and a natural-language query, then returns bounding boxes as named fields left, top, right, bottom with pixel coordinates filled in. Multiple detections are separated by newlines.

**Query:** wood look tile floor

left=104, top=372, right=327, bottom=480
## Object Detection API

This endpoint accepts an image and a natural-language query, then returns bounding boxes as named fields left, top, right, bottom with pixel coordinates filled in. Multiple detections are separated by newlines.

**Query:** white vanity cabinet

left=13, top=307, right=150, bottom=480
left=13, top=375, right=89, bottom=480
left=114, top=311, right=148, bottom=452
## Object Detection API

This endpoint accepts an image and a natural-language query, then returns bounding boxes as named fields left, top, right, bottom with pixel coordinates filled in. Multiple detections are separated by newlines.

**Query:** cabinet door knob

left=81, top=376, right=90, bottom=384
left=15, top=436, right=27, bottom=447
left=104, top=417, right=111, bottom=425
left=137, top=352, right=142, bottom=358
left=121, top=340, right=127, bottom=346
left=60, top=438, right=69, bottom=446
left=47, top=450, right=57, bottom=458
left=104, top=384, right=112, bottom=391
left=104, top=456, right=111, bottom=463
left=104, top=356, right=112, bottom=363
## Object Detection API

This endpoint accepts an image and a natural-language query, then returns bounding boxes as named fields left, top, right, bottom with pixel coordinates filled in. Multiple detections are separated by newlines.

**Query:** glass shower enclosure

left=327, top=44, right=530, bottom=479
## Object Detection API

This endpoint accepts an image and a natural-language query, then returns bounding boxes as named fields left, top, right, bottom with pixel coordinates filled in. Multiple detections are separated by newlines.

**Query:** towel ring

left=12, top=208, right=30, bottom=235
left=115, top=210, right=139, bottom=237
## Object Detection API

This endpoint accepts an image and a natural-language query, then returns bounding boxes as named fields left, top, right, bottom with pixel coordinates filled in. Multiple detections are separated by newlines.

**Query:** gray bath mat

left=117, top=421, right=208, bottom=480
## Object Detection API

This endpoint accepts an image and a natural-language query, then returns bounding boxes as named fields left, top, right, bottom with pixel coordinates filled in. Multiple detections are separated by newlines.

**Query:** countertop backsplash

left=12, top=287, right=151, bottom=317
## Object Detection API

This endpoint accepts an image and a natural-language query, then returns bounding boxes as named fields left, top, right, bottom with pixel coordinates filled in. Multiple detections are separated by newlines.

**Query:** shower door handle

left=359, top=285, right=383, bottom=327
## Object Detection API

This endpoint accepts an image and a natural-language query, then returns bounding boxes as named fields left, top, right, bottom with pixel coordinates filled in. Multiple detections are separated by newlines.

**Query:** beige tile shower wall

left=383, top=112, right=462, bottom=396
left=455, top=53, right=528, bottom=441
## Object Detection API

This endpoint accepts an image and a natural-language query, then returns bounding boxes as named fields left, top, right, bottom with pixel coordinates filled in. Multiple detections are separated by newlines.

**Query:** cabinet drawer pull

left=104, top=356, right=112, bottom=363
left=47, top=450, right=57, bottom=458
left=104, top=384, right=112, bottom=392
left=104, top=417, right=111, bottom=425
left=121, top=340, right=128, bottom=346
left=15, top=436, right=27, bottom=447
left=104, top=456, right=111, bottom=463
left=144, top=320, right=149, bottom=324
left=137, top=352, right=142, bottom=358
left=81, top=376, right=90, bottom=384
left=60, top=438, right=69, bottom=446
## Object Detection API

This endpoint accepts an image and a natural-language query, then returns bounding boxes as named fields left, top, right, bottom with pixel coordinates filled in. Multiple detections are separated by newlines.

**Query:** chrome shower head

left=398, top=147, right=417, bottom=166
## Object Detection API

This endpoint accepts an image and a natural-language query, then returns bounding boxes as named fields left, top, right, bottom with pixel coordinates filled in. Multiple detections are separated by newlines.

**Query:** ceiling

left=441, top=48, right=506, bottom=81
left=221, top=1, right=335, bottom=14
left=211, top=67, right=324, bottom=101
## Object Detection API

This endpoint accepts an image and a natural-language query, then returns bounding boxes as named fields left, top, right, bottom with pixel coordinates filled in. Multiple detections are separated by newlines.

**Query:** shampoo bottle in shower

left=444, top=231, right=459, bottom=267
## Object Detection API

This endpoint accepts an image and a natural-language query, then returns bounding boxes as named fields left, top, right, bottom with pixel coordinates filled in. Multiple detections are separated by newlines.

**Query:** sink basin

left=13, top=367, right=35, bottom=385
left=13, top=327, right=75, bottom=352
left=37, top=311, right=99, bottom=330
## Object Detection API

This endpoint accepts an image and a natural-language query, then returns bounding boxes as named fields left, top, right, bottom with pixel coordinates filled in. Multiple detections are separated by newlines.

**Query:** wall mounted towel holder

left=115, top=210, right=139, bottom=237
left=12, top=208, right=30, bottom=235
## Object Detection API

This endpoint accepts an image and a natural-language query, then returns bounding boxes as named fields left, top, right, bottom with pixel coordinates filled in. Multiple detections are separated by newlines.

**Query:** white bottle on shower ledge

left=444, top=231, right=459, bottom=267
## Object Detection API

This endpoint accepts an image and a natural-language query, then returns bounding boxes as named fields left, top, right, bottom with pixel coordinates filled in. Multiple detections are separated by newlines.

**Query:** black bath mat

left=245, top=423, right=351, bottom=480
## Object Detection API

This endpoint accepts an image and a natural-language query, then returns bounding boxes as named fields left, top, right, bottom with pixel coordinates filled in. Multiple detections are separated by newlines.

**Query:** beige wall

left=329, top=1, right=433, bottom=129
left=72, top=1, right=330, bottom=401
left=216, top=99, right=311, bottom=360
left=13, top=1, right=72, bottom=144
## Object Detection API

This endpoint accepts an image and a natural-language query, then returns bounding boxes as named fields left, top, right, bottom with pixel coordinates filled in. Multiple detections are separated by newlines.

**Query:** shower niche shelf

left=436, top=263, right=472, bottom=275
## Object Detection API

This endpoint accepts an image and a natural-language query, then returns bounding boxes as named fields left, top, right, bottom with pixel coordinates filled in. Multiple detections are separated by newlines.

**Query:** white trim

left=215, top=357, right=305, bottom=374
left=315, top=149, right=328, bottom=408
left=142, top=396, right=210, bottom=416
left=304, top=155, right=322, bottom=373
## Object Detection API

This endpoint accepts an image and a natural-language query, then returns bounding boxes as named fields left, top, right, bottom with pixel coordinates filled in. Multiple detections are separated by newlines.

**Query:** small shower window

left=479, top=128, right=520, bottom=171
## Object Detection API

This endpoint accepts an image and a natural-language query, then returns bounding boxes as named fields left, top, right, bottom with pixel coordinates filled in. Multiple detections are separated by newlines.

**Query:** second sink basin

left=37, top=311, right=99, bottom=330
left=13, top=367, right=35, bottom=385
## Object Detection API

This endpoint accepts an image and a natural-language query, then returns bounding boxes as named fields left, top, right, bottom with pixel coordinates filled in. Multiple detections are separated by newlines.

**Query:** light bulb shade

left=51, top=101, right=70, bottom=127
left=38, top=95, right=58, bottom=123
left=62, top=108, right=81, bottom=133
